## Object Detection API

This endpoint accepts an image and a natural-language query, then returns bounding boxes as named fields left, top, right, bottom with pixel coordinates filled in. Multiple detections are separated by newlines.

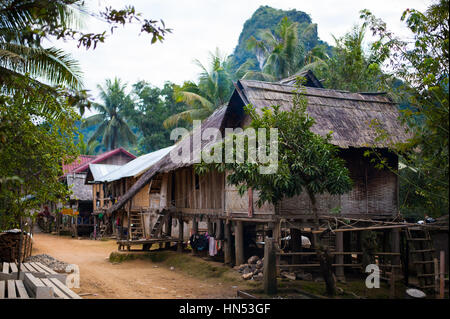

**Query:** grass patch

left=109, top=250, right=255, bottom=286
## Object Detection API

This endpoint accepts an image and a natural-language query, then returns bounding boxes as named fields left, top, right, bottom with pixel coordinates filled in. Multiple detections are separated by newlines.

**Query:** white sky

left=53, top=0, right=431, bottom=116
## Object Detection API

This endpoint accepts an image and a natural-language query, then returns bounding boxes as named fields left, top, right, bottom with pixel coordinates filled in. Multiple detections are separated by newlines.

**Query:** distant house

left=85, top=146, right=178, bottom=240
left=56, top=147, right=135, bottom=236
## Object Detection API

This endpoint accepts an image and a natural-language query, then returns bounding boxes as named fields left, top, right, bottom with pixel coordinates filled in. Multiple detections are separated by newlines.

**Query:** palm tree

left=244, top=17, right=303, bottom=81
left=82, top=78, right=137, bottom=150
left=0, top=1, right=84, bottom=93
left=243, top=17, right=330, bottom=82
left=163, top=49, right=235, bottom=128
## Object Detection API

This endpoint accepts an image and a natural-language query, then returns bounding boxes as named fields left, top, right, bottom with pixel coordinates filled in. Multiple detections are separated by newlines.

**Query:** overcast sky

left=53, top=0, right=431, bottom=116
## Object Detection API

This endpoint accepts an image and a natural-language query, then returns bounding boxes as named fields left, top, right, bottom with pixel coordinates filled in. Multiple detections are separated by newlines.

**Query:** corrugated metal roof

left=88, top=164, right=122, bottom=182
left=99, top=145, right=175, bottom=182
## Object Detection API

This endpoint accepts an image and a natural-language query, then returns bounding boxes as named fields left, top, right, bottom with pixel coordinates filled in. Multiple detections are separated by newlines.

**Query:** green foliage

left=196, top=77, right=352, bottom=224
left=163, top=49, right=234, bottom=128
left=0, top=81, right=80, bottom=230
left=315, top=23, right=388, bottom=92
left=124, top=81, right=188, bottom=154
left=361, top=0, right=449, bottom=217
left=82, top=78, right=137, bottom=151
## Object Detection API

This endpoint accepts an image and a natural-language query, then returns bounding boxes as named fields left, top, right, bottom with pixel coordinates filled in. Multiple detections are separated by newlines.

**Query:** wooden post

left=391, top=228, right=401, bottom=277
left=177, top=217, right=184, bottom=253
left=216, top=219, right=223, bottom=240
left=389, top=265, right=396, bottom=299
left=192, top=217, right=198, bottom=234
left=335, top=231, right=345, bottom=282
left=272, top=221, right=281, bottom=276
left=440, top=250, right=445, bottom=299
left=234, top=221, right=245, bottom=266
left=434, top=257, right=439, bottom=297
left=291, top=228, right=302, bottom=266
left=224, top=220, right=232, bottom=265
left=165, top=216, right=172, bottom=249
left=207, top=218, right=214, bottom=236
left=263, top=238, right=277, bottom=295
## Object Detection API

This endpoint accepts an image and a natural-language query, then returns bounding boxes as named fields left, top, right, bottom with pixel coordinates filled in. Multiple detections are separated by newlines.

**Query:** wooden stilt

left=335, top=231, right=345, bottom=282
left=291, top=228, right=302, bottom=266
left=235, top=221, right=244, bottom=266
left=263, top=238, right=277, bottom=295
left=165, top=216, right=172, bottom=249
left=391, top=228, right=401, bottom=277
left=177, top=217, right=184, bottom=253
left=224, top=221, right=232, bottom=265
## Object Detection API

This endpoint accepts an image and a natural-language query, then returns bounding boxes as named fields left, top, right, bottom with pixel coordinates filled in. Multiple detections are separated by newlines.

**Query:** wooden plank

left=49, top=277, right=81, bottom=299
left=35, top=262, right=57, bottom=275
left=30, top=262, right=49, bottom=274
left=9, top=263, right=18, bottom=273
left=40, top=278, right=69, bottom=299
left=7, top=280, right=16, bottom=299
left=20, top=263, right=33, bottom=272
left=15, top=280, right=29, bottom=299
left=0, top=281, right=5, bottom=299
left=2, top=262, right=9, bottom=274
left=24, top=263, right=39, bottom=272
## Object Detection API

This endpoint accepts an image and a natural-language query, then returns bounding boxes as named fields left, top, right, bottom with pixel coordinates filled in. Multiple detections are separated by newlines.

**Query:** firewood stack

left=0, top=231, right=33, bottom=262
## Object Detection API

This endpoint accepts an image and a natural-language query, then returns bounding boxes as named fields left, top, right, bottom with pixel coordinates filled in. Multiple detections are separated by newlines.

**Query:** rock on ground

left=25, top=254, right=70, bottom=273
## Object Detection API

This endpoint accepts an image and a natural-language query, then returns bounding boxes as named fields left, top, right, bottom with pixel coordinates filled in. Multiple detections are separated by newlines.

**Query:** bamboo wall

left=169, top=167, right=224, bottom=213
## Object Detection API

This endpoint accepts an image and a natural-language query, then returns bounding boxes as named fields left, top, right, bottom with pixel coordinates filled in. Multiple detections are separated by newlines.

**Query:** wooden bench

left=0, top=279, right=30, bottom=299
left=1, top=262, right=66, bottom=283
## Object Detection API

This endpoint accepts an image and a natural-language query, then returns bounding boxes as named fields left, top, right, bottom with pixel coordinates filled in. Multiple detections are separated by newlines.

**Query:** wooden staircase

left=129, top=212, right=144, bottom=240
left=405, top=227, right=436, bottom=291
left=150, top=211, right=170, bottom=238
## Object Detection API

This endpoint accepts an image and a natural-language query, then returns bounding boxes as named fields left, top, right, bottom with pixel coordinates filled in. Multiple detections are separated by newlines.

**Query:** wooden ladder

left=129, top=212, right=144, bottom=240
left=405, top=227, right=436, bottom=291
left=150, top=211, right=170, bottom=238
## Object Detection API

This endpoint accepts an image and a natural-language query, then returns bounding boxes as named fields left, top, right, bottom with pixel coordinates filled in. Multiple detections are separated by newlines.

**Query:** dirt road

left=31, top=233, right=238, bottom=299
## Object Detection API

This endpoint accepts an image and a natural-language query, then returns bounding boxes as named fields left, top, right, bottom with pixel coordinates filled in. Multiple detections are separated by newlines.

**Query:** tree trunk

left=318, top=247, right=336, bottom=296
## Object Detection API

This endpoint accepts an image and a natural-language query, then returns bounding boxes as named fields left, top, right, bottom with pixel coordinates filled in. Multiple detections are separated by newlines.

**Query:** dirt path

left=31, top=233, right=238, bottom=299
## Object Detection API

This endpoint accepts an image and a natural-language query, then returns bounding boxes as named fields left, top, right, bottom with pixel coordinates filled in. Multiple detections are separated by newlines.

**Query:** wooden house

left=107, top=73, right=410, bottom=272
left=85, top=146, right=192, bottom=241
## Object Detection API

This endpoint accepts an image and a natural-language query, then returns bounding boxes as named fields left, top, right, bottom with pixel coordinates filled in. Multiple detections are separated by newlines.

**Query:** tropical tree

left=315, top=23, right=388, bottom=92
left=163, top=49, right=235, bottom=128
left=123, top=81, right=188, bottom=154
left=0, top=78, right=80, bottom=231
left=243, top=17, right=328, bottom=82
left=82, top=78, right=137, bottom=150
left=361, top=0, right=449, bottom=217
left=0, top=0, right=84, bottom=95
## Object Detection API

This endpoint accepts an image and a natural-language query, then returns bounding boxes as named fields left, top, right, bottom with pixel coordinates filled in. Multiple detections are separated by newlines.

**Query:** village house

left=54, top=148, right=135, bottom=236
left=85, top=145, right=197, bottom=244
left=105, top=70, right=413, bottom=282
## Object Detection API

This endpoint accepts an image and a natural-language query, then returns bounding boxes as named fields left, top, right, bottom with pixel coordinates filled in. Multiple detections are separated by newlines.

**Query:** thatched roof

left=278, top=69, right=323, bottom=88
left=235, top=80, right=410, bottom=148
left=108, top=78, right=410, bottom=214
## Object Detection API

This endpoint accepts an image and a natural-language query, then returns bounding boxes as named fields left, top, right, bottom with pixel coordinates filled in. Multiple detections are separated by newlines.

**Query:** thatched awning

left=236, top=80, right=410, bottom=148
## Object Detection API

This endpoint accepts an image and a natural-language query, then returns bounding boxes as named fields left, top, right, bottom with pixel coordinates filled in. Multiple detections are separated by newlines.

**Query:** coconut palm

left=0, top=1, right=84, bottom=93
left=243, top=17, right=304, bottom=81
left=82, top=78, right=137, bottom=150
left=163, top=49, right=235, bottom=128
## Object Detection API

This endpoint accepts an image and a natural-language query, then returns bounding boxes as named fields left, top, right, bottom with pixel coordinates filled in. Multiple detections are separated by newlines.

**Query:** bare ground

left=31, top=233, right=239, bottom=299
